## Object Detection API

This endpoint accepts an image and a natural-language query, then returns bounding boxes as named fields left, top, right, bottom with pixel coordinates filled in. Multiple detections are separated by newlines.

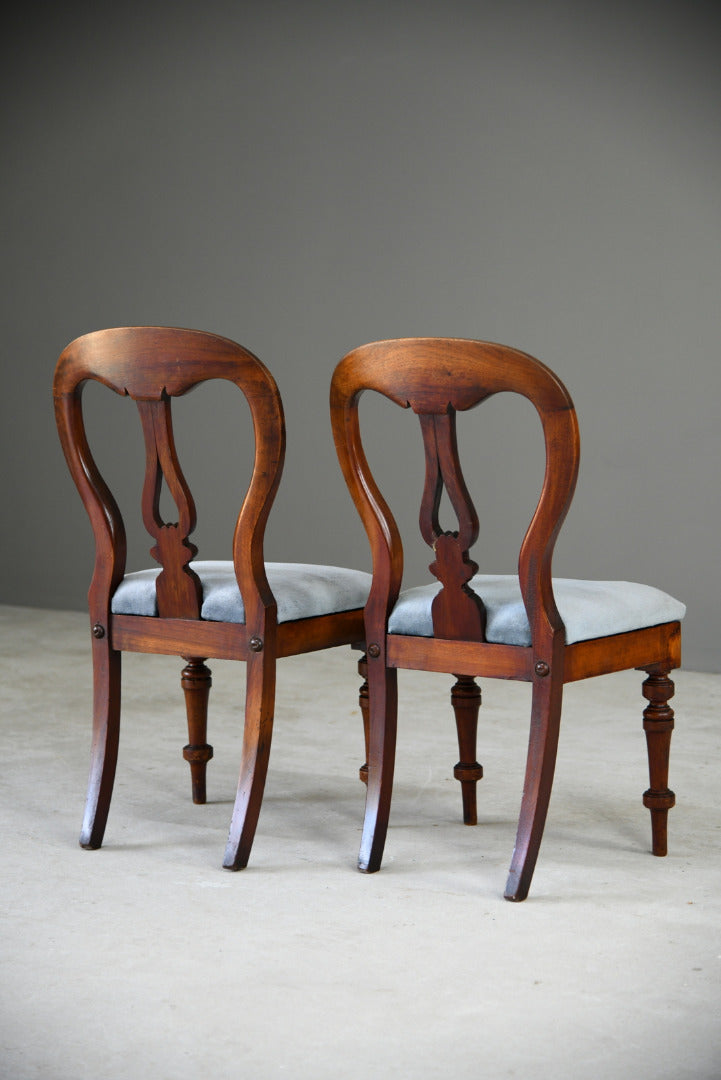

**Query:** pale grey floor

left=1, top=604, right=720, bottom=1080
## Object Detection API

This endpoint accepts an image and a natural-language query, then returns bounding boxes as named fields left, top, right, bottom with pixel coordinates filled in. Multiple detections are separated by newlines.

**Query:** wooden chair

left=54, top=326, right=370, bottom=868
left=330, top=338, right=685, bottom=901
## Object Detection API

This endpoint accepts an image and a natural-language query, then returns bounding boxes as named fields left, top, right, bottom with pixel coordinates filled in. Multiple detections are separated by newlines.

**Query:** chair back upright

left=330, top=337, right=580, bottom=657
left=53, top=326, right=285, bottom=639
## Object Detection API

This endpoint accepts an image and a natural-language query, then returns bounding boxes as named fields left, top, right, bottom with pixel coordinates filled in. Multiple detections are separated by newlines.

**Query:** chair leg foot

left=181, top=658, right=214, bottom=804
left=80, top=640, right=121, bottom=849
left=641, top=667, right=675, bottom=856
left=503, top=869, right=526, bottom=902
left=451, top=675, right=483, bottom=825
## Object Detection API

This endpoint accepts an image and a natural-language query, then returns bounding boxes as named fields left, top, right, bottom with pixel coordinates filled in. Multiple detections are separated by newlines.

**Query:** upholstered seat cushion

left=111, top=560, right=371, bottom=623
left=388, top=575, right=685, bottom=646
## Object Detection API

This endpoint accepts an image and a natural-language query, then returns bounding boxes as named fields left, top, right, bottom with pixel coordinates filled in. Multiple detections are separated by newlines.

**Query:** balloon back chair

left=54, top=327, right=370, bottom=868
left=330, top=338, right=685, bottom=900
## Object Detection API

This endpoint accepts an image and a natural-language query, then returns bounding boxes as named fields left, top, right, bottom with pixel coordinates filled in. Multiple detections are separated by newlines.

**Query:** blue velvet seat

left=388, top=575, right=684, bottom=646
left=112, top=561, right=371, bottom=624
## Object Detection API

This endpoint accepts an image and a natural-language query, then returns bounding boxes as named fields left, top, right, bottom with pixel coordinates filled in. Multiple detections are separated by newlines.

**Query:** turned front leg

left=641, top=666, right=676, bottom=856
left=181, top=657, right=214, bottom=804
left=451, top=675, right=483, bottom=825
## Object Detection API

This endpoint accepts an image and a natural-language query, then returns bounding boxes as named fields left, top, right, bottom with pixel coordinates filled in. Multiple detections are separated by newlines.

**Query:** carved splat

left=137, top=396, right=202, bottom=619
left=419, top=410, right=486, bottom=642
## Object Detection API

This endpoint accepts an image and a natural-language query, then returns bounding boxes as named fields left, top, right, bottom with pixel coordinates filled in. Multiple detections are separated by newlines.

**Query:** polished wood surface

left=55, top=327, right=365, bottom=867
left=331, top=337, right=681, bottom=900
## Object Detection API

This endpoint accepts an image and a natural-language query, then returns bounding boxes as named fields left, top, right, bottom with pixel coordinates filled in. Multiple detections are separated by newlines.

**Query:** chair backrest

left=330, top=337, right=580, bottom=651
left=54, top=326, right=285, bottom=630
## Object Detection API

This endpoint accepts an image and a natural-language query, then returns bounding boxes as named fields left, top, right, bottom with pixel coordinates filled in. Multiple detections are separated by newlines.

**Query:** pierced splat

left=137, top=396, right=202, bottom=619
left=419, top=410, right=486, bottom=642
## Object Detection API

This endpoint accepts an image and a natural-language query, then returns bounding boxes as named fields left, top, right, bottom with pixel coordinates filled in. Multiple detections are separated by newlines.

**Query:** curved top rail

left=331, top=337, right=575, bottom=416
left=53, top=326, right=274, bottom=401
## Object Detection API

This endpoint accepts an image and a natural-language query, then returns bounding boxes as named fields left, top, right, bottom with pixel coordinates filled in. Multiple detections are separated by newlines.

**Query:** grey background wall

left=2, top=1, right=719, bottom=671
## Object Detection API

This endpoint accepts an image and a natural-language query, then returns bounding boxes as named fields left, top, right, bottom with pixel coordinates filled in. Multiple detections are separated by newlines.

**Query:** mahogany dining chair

left=54, top=327, right=370, bottom=868
left=331, top=337, right=684, bottom=900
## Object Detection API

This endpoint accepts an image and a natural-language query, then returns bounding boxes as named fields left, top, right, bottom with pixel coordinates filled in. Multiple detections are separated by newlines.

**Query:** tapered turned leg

left=224, top=648, right=277, bottom=870
left=641, top=666, right=676, bottom=856
left=80, top=632, right=121, bottom=849
left=358, top=648, right=398, bottom=873
left=358, top=653, right=370, bottom=785
left=451, top=675, right=483, bottom=825
left=505, top=669, right=564, bottom=902
left=181, top=657, right=214, bottom=804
